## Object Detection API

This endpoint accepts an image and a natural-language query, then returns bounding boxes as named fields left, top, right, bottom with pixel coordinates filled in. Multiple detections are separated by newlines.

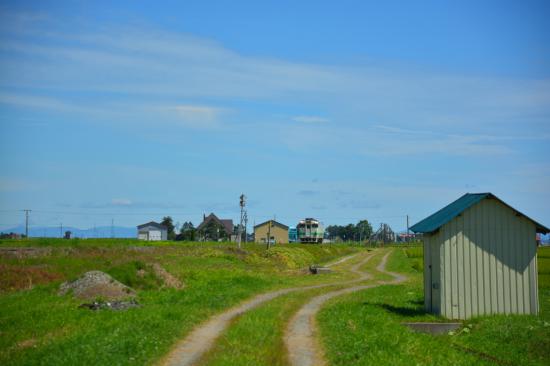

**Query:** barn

left=410, top=193, right=549, bottom=319
left=137, top=221, right=168, bottom=241
left=254, top=220, right=289, bottom=244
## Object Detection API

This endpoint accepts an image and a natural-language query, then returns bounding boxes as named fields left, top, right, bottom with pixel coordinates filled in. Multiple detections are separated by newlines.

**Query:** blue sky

left=0, top=0, right=549, bottom=233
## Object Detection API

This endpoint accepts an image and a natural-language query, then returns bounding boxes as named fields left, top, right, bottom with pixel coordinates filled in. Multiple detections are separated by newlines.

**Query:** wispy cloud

left=111, top=198, right=132, bottom=206
left=293, top=116, right=329, bottom=124
left=170, top=105, right=224, bottom=129
left=1, top=11, right=549, bottom=155
left=298, top=190, right=320, bottom=196
left=1, top=15, right=548, bottom=134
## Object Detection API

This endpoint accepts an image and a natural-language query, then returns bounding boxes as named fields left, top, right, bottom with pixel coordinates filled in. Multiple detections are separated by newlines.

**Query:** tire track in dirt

left=160, top=251, right=374, bottom=366
left=284, top=249, right=406, bottom=366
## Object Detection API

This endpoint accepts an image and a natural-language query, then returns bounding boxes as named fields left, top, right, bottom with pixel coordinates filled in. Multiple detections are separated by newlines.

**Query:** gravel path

left=284, top=249, right=407, bottom=366
left=159, top=251, right=373, bottom=366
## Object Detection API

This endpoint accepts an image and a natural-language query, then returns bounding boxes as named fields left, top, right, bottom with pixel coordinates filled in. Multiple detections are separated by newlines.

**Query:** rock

left=59, top=271, right=135, bottom=301
left=309, top=265, right=332, bottom=274
left=78, top=299, right=140, bottom=311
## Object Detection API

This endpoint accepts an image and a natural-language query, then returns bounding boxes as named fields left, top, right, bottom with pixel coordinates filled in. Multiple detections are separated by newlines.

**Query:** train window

left=312, top=224, right=318, bottom=228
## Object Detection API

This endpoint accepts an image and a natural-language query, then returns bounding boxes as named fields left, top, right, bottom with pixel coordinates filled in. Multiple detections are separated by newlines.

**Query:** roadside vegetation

left=318, top=246, right=550, bottom=366
left=0, top=238, right=359, bottom=366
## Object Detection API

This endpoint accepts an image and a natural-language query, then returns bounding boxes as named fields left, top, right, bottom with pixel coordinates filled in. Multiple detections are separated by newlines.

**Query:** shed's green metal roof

left=410, top=193, right=550, bottom=234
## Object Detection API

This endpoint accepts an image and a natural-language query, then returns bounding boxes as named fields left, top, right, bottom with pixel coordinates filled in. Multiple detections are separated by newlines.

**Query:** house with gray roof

left=137, top=221, right=168, bottom=241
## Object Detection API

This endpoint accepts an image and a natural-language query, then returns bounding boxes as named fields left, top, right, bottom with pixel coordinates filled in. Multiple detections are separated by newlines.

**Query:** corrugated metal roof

left=410, top=193, right=550, bottom=234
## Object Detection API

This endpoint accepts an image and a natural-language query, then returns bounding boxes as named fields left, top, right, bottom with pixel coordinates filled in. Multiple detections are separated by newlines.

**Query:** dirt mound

left=151, top=263, right=184, bottom=289
left=59, top=271, right=135, bottom=300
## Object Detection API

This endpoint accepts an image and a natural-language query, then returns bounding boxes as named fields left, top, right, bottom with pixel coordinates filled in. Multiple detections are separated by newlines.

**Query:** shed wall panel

left=431, top=237, right=441, bottom=313
left=442, top=222, right=452, bottom=318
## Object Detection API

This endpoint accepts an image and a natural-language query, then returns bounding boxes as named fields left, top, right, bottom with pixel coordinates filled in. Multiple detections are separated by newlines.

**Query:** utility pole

left=237, top=194, right=246, bottom=249
left=22, top=209, right=31, bottom=238
left=266, top=220, right=272, bottom=250
left=111, top=218, right=115, bottom=238
left=406, top=215, right=410, bottom=243
left=60, top=223, right=63, bottom=238
left=244, top=211, right=248, bottom=243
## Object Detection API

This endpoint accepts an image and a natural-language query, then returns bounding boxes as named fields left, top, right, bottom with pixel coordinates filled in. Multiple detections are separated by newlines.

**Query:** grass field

left=0, top=238, right=359, bottom=366
left=318, top=245, right=550, bottom=366
left=1, top=239, right=549, bottom=366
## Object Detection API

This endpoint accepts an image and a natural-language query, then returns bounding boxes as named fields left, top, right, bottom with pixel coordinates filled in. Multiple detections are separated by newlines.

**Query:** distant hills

left=0, top=225, right=136, bottom=238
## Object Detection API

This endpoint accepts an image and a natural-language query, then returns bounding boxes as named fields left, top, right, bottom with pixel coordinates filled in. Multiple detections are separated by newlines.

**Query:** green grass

left=0, top=239, right=359, bottom=365
left=318, top=247, right=550, bottom=366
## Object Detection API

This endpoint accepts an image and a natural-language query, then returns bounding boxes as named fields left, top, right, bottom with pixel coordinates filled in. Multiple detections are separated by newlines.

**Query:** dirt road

left=284, top=250, right=407, bottom=366
left=159, top=251, right=373, bottom=366
left=160, top=249, right=405, bottom=366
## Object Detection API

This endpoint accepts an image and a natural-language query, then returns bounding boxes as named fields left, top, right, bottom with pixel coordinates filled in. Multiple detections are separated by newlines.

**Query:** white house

left=137, top=221, right=168, bottom=241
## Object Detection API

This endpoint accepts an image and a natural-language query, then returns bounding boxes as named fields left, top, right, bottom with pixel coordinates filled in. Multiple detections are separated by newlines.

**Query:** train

left=297, top=218, right=324, bottom=243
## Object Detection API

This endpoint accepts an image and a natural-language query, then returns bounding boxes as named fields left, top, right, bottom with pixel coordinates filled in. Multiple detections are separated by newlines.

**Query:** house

left=411, top=193, right=549, bottom=319
left=196, top=213, right=234, bottom=241
left=254, top=220, right=289, bottom=244
left=137, top=221, right=168, bottom=241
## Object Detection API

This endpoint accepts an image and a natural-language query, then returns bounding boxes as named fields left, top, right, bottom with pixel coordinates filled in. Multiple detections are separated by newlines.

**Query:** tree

left=198, top=220, right=228, bottom=241
left=161, top=216, right=176, bottom=240
left=176, top=221, right=196, bottom=241
left=356, top=220, right=373, bottom=241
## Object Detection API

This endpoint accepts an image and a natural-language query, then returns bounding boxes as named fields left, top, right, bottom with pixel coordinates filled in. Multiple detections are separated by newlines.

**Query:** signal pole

left=237, top=194, right=246, bottom=249
left=22, top=209, right=31, bottom=238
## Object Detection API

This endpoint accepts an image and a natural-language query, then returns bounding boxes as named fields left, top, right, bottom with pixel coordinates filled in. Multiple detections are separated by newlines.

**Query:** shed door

left=148, top=230, right=161, bottom=241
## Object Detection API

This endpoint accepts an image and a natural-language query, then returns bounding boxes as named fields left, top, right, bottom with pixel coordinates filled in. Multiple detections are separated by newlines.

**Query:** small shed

left=254, top=220, right=289, bottom=244
left=411, top=193, right=549, bottom=319
left=137, top=221, right=168, bottom=241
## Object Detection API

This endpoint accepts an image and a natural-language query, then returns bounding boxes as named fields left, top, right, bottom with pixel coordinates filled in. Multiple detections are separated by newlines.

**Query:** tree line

left=325, top=220, right=373, bottom=241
